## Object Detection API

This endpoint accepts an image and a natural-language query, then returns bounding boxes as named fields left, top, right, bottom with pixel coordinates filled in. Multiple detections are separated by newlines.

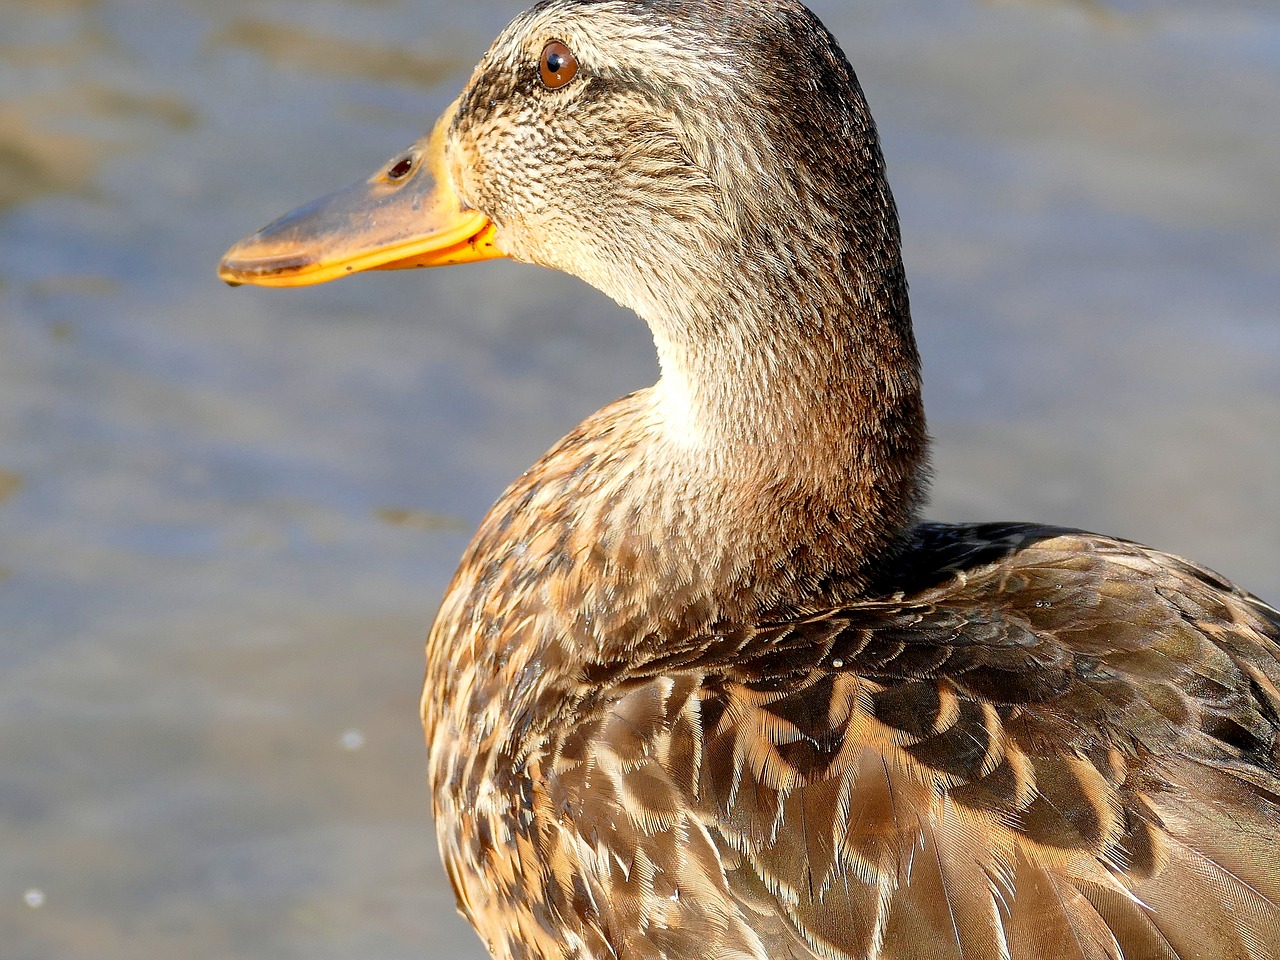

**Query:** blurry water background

left=1, top=0, right=1277, bottom=957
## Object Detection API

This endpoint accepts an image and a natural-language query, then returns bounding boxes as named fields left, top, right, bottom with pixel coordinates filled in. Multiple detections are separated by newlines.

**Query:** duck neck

left=640, top=229, right=928, bottom=603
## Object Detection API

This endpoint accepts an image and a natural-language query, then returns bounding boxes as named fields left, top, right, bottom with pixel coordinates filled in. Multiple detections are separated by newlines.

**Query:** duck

left=218, top=1, right=1280, bottom=957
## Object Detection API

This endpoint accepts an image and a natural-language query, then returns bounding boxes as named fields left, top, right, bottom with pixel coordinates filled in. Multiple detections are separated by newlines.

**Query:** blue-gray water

left=1, top=1, right=1277, bottom=957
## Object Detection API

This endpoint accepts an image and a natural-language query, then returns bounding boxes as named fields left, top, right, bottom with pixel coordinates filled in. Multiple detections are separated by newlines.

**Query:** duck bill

left=218, top=102, right=504, bottom=288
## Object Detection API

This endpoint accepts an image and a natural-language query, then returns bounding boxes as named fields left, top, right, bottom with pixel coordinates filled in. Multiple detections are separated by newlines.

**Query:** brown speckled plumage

left=227, top=0, right=1280, bottom=956
left=427, top=477, right=1280, bottom=960
left=417, top=3, right=1280, bottom=957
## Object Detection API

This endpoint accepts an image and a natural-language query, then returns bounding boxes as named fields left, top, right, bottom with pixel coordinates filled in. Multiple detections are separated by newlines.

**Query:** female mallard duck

left=220, top=1, right=1280, bottom=957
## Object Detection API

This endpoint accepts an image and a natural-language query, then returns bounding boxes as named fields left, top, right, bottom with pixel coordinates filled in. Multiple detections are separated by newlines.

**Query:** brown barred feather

left=427, top=514, right=1280, bottom=960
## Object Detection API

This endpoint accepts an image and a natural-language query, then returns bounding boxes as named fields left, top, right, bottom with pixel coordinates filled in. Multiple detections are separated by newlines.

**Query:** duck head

left=220, top=0, right=905, bottom=337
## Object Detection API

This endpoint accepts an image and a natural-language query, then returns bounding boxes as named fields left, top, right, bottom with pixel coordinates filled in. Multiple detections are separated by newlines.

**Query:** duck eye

left=539, top=41, right=578, bottom=90
left=387, top=156, right=414, bottom=180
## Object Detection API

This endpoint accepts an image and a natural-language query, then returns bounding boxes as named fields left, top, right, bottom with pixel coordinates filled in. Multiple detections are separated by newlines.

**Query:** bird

left=219, top=1, right=1280, bottom=957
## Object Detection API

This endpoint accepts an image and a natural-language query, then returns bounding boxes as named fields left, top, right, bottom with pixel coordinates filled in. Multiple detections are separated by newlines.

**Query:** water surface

left=1, top=1, right=1277, bottom=957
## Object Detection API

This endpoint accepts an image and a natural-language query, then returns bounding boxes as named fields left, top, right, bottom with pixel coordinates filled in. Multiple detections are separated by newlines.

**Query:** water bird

left=220, top=1, right=1280, bottom=956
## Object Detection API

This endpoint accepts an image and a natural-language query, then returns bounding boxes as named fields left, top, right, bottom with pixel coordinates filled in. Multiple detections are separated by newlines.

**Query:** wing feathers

left=877, top=800, right=1012, bottom=960
left=1002, top=853, right=1122, bottom=960
left=531, top=526, right=1280, bottom=960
